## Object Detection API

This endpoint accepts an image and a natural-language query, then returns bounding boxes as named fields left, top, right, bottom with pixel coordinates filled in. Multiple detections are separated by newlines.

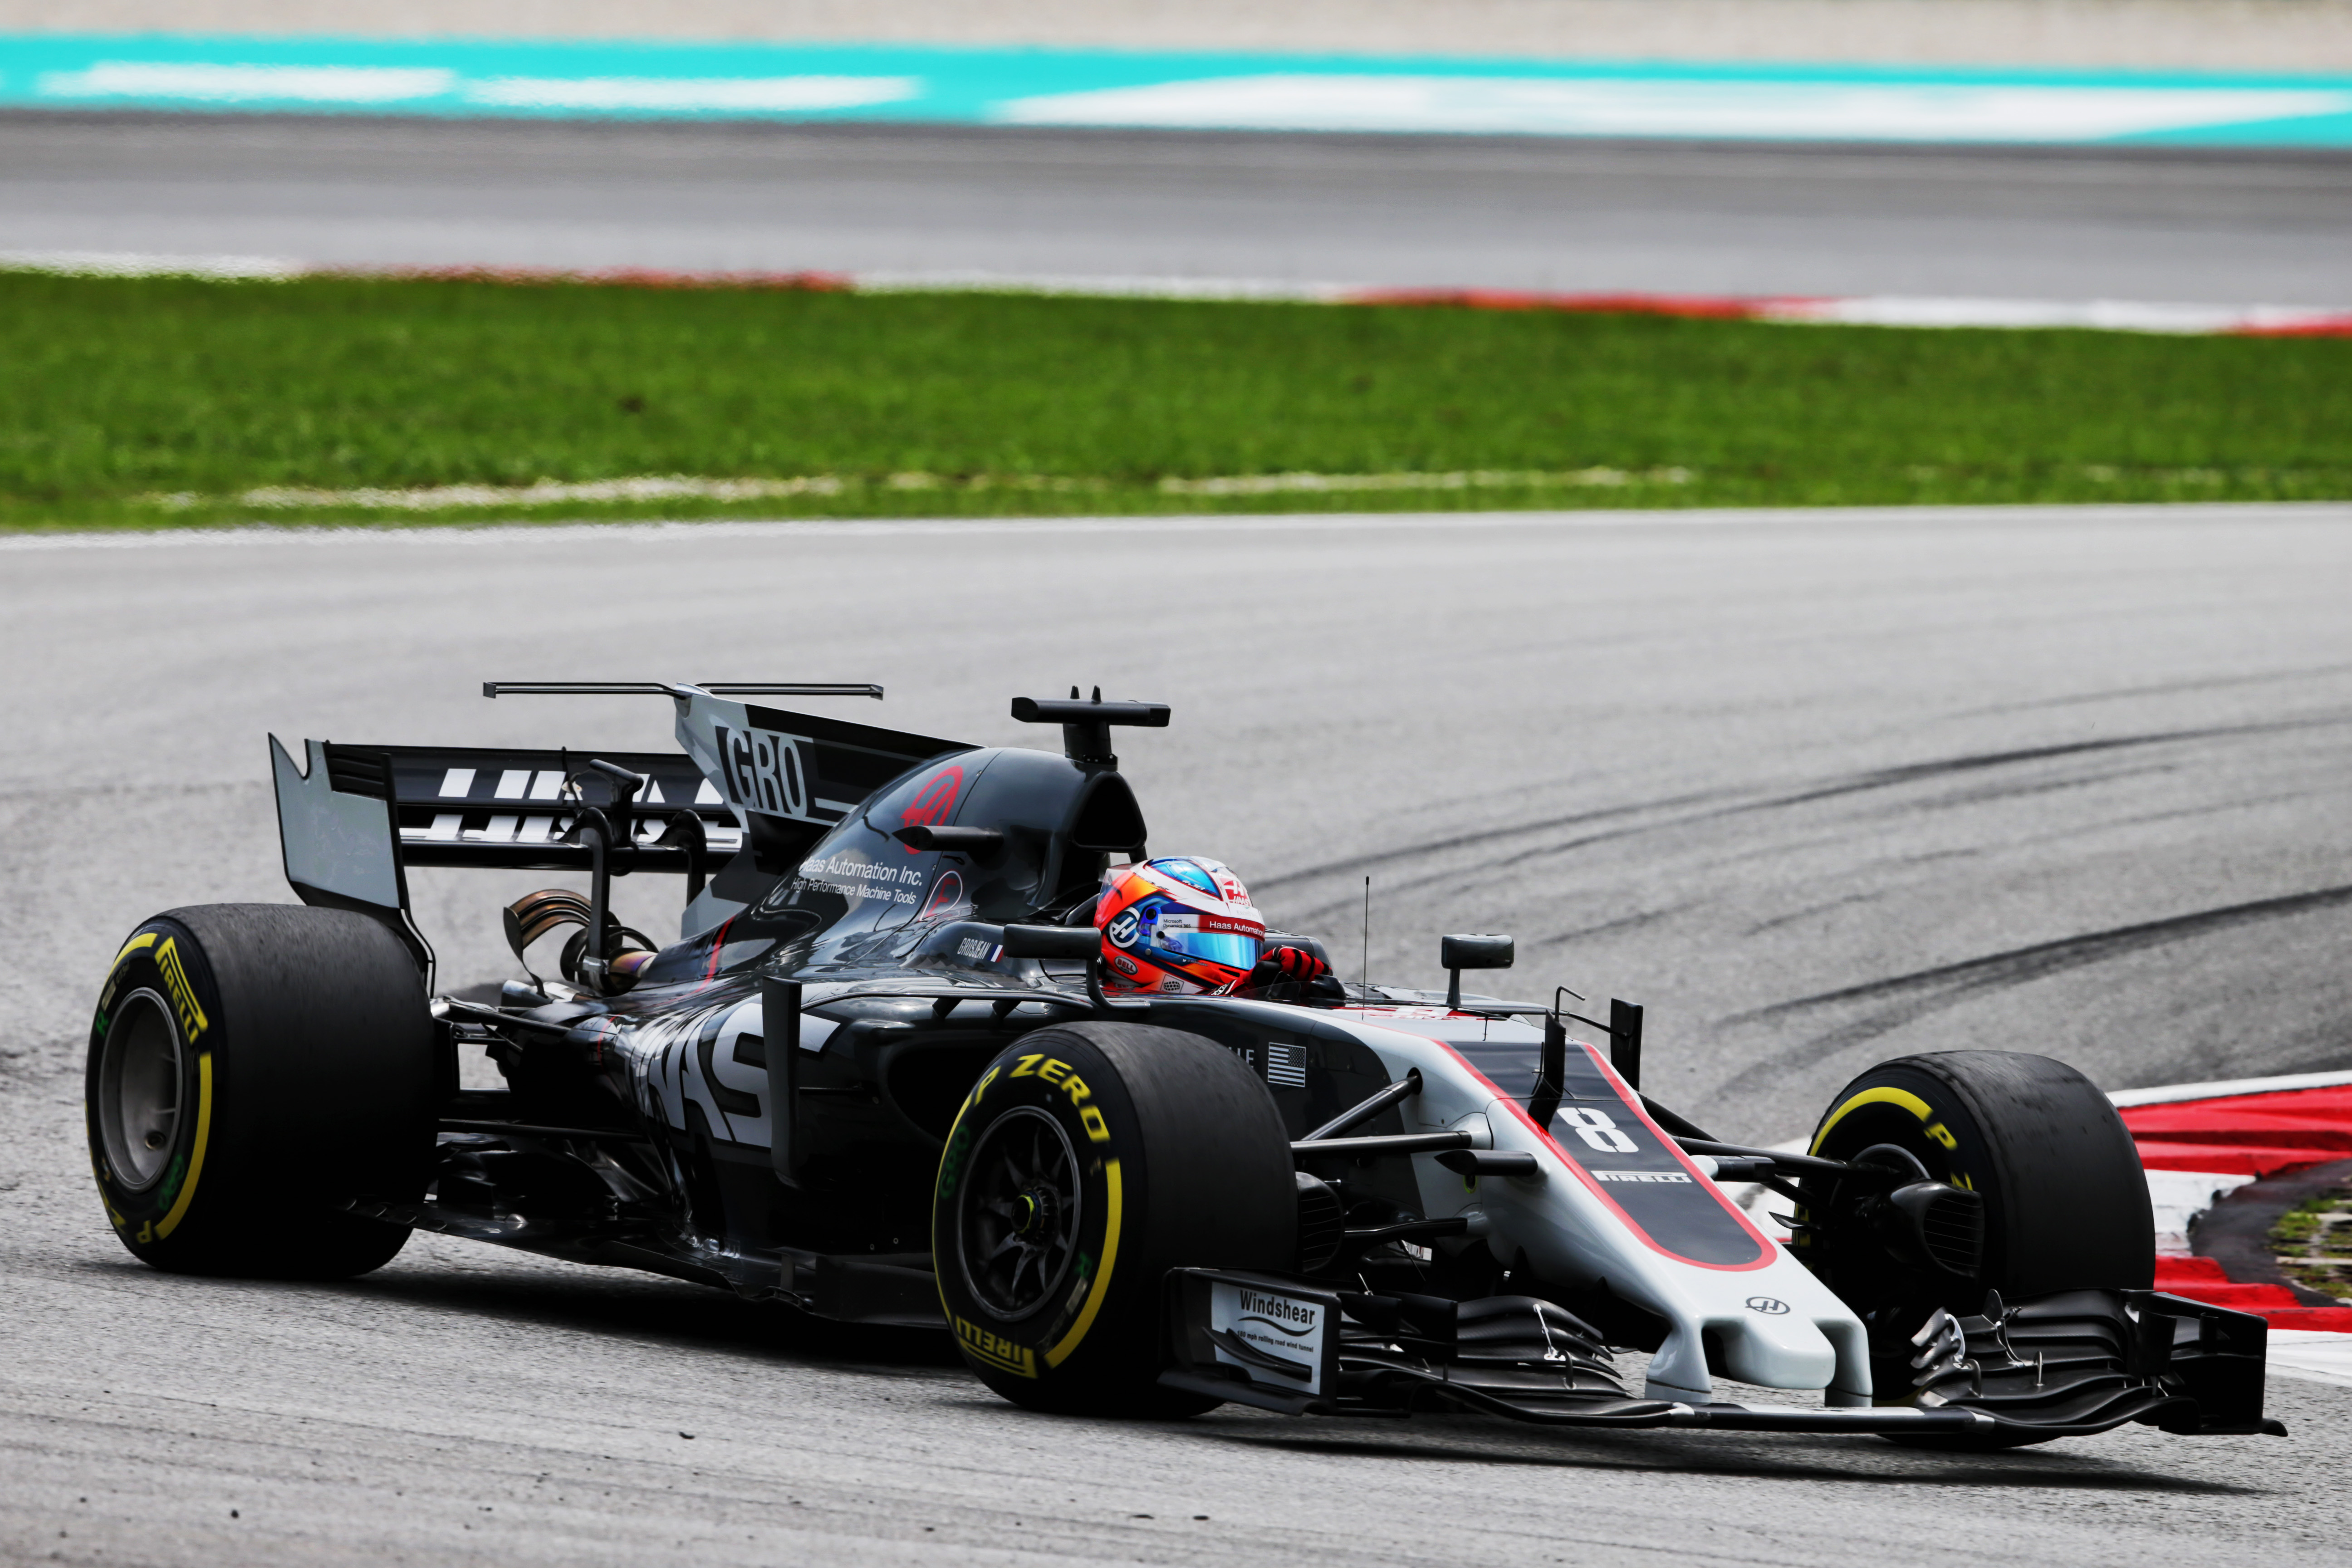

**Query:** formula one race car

left=87, top=683, right=2285, bottom=1446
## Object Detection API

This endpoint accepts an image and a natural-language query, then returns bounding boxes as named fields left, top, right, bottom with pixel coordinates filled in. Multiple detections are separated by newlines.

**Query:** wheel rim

left=1803, top=1097, right=1978, bottom=1316
left=98, top=990, right=183, bottom=1191
left=958, top=1107, right=1083, bottom=1321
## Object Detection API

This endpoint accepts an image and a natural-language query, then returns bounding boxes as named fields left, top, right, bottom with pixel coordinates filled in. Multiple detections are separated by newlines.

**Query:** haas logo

left=897, top=766, right=963, bottom=851
left=1745, top=1296, right=1790, bottom=1315
left=1104, top=909, right=1142, bottom=949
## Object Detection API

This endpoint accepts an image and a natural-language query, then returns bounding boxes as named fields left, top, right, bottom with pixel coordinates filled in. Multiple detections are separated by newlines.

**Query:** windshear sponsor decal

left=712, top=723, right=813, bottom=819
left=1208, top=1280, right=1327, bottom=1393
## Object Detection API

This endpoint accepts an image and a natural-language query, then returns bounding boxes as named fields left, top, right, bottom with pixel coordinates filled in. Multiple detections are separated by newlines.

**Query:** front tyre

left=87, top=905, right=436, bottom=1279
left=1798, top=1050, right=2153, bottom=1447
left=932, top=1021, right=1296, bottom=1416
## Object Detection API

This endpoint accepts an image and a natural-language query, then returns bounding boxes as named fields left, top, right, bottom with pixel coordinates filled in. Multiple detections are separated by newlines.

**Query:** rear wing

left=333, top=743, right=736, bottom=872
left=271, top=682, right=972, bottom=967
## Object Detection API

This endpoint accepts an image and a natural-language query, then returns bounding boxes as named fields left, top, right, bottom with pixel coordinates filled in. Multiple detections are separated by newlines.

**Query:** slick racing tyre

left=87, top=905, right=436, bottom=1279
left=932, top=1021, right=1296, bottom=1417
left=1799, top=1050, right=2152, bottom=1448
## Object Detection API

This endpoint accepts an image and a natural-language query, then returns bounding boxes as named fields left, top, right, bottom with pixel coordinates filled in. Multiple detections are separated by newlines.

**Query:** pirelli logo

left=956, top=1316, right=1037, bottom=1378
left=155, top=938, right=208, bottom=1043
left=1592, top=1170, right=1690, bottom=1184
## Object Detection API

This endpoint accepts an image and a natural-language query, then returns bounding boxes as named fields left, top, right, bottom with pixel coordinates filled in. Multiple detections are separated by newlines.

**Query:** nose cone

left=1715, top=1305, right=1839, bottom=1390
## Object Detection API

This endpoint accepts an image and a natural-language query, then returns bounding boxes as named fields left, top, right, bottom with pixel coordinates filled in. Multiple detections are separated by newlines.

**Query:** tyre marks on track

left=1264, top=714, right=2347, bottom=932
left=1714, top=882, right=2352, bottom=1097
left=1254, top=703, right=2352, bottom=1126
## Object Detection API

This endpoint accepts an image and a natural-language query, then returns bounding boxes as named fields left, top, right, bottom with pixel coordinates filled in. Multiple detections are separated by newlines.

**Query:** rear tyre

left=86, top=904, right=436, bottom=1279
left=1798, top=1050, right=2152, bottom=1448
left=932, top=1021, right=1296, bottom=1416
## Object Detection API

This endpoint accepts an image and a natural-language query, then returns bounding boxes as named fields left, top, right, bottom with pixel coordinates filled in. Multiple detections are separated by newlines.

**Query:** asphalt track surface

left=4, top=503, right=2351, bottom=1564
left=9, top=111, right=2352, bottom=304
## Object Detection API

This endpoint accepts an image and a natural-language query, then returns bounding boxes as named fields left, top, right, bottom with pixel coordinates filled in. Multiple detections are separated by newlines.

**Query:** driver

left=1090, top=856, right=1332, bottom=997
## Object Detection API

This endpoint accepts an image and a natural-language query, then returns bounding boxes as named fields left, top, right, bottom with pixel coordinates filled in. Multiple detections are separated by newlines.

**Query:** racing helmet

left=1094, top=857, right=1265, bottom=994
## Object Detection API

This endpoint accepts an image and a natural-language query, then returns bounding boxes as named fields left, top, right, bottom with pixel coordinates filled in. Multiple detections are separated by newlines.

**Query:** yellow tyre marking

left=1808, top=1085, right=1936, bottom=1156
left=155, top=938, right=210, bottom=1043
left=111, top=931, right=157, bottom=971
left=954, top=1316, right=1038, bottom=1378
left=931, top=1093, right=978, bottom=1325
left=1044, top=1156, right=1121, bottom=1370
left=152, top=1052, right=213, bottom=1241
left=934, top=1067, right=1124, bottom=1377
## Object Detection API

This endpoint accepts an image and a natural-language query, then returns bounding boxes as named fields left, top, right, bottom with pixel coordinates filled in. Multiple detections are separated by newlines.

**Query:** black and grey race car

left=87, top=682, right=2286, bottom=1444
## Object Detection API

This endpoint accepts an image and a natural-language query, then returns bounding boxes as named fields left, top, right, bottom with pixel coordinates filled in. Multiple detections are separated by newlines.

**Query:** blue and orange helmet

left=1094, top=857, right=1265, bottom=994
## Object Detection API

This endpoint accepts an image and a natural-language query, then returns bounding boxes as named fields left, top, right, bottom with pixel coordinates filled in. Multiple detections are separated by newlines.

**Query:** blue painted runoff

left=3, top=34, right=2350, bottom=145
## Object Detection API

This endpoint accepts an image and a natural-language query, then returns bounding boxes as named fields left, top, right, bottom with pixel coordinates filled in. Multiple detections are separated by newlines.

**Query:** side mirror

left=1002, top=921, right=1149, bottom=1017
left=1440, top=933, right=1514, bottom=1011
left=892, top=824, right=1006, bottom=862
left=1000, top=924, right=1102, bottom=962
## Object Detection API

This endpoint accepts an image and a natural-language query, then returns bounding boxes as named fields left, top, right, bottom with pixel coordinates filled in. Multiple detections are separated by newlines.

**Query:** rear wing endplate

left=270, top=735, right=436, bottom=978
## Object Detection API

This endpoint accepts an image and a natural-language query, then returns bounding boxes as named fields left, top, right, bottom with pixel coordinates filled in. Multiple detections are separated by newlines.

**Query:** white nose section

left=1642, top=1307, right=1844, bottom=1403
left=1715, top=1308, right=1839, bottom=1390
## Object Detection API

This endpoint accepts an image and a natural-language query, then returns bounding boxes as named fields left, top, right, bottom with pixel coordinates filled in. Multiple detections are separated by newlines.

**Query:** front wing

left=1162, top=1270, right=2286, bottom=1438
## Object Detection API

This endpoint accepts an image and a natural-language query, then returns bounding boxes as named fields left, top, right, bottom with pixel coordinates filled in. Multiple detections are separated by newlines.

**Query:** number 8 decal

left=1557, top=1106, right=1638, bottom=1154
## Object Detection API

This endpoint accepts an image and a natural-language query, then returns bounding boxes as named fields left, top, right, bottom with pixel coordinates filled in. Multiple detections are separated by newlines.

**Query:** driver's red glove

left=1258, top=946, right=1331, bottom=985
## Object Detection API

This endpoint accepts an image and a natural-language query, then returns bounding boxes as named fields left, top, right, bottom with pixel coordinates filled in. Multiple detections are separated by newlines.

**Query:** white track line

left=8, top=503, right=2348, bottom=551
left=2109, top=1068, right=2352, bottom=1108
left=2269, top=1333, right=2352, bottom=1388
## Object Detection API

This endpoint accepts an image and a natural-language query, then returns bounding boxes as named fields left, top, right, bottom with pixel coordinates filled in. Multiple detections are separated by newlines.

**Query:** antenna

left=1360, top=876, right=1372, bottom=995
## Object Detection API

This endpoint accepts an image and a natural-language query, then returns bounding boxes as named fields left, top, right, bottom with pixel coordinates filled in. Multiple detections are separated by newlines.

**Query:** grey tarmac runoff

left=3, top=502, right=2350, bottom=1563
left=5, top=112, right=2352, bottom=305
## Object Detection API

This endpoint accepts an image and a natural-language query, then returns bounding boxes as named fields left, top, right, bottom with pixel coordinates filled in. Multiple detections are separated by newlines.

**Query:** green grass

left=2271, top=1187, right=2352, bottom=1303
left=5, top=270, right=2350, bottom=528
